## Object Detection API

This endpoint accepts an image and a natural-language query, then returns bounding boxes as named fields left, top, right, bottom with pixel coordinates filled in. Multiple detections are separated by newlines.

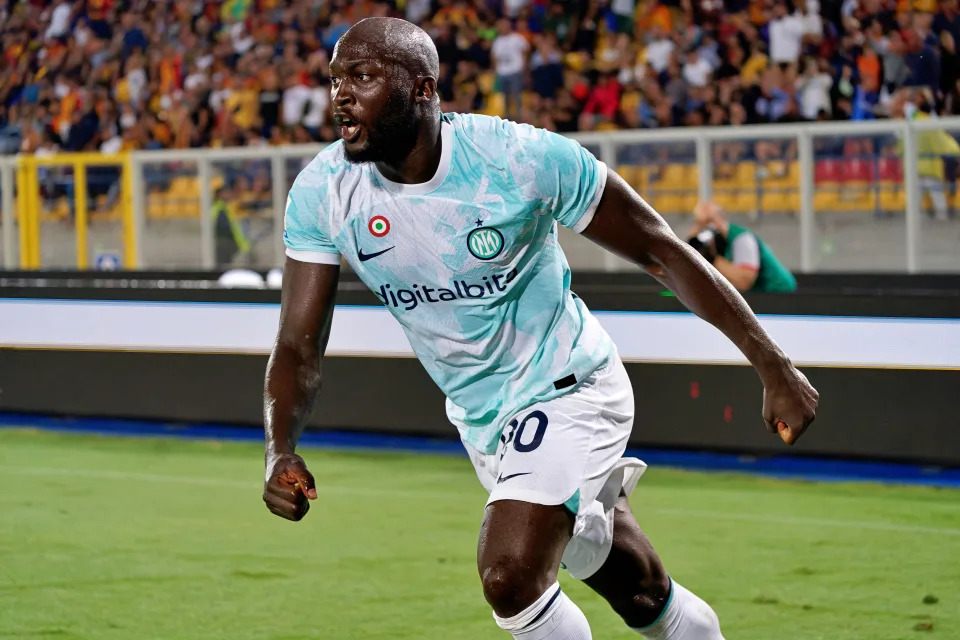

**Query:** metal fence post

left=198, top=157, right=214, bottom=269
left=599, top=138, right=619, bottom=272
left=271, top=154, right=286, bottom=268
left=696, top=135, right=712, bottom=204
left=1, top=160, right=15, bottom=268
left=129, top=153, right=145, bottom=268
left=797, top=130, right=815, bottom=272
left=902, top=122, right=921, bottom=273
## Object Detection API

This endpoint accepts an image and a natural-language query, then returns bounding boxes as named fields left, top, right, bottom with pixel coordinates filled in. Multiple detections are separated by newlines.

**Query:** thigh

left=582, top=494, right=671, bottom=628
left=478, top=499, right=574, bottom=576
left=477, top=498, right=574, bottom=615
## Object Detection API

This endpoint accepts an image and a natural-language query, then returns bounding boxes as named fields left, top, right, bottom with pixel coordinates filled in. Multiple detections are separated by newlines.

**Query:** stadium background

left=2, top=0, right=959, bottom=638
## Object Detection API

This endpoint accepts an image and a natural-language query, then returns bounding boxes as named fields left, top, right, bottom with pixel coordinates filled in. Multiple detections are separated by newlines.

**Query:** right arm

left=262, top=257, right=340, bottom=521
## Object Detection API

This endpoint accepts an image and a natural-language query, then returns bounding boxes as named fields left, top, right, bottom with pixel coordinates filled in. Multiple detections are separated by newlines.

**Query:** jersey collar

left=371, top=119, right=452, bottom=196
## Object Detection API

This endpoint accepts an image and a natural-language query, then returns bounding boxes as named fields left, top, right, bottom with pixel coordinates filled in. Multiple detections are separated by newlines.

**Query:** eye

left=356, top=73, right=372, bottom=82
left=331, top=76, right=341, bottom=88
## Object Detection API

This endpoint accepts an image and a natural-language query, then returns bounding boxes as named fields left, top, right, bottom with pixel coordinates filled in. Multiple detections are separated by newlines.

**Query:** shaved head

left=335, top=17, right=440, bottom=81
left=329, top=17, right=442, bottom=166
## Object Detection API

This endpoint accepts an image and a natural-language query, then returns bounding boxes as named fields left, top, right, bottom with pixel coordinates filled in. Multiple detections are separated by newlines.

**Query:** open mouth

left=337, top=116, right=362, bottom=143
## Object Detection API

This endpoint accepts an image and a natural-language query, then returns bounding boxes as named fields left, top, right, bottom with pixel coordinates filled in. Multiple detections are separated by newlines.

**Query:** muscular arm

left=582, top=171, right=816, bottom=441
left=262, top=257, right=339, bottom=519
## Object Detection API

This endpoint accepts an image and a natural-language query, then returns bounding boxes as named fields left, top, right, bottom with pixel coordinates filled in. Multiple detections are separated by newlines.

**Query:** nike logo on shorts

left=358, top=246, right=395, bottom=262
left=496, top=472, right=532, bottom=484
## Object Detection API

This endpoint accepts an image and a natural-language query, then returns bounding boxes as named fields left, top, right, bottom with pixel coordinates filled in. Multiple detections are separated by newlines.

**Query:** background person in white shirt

left=491, top=19, right=530, bottom=121
left=768, top=2, right=807, bottom=64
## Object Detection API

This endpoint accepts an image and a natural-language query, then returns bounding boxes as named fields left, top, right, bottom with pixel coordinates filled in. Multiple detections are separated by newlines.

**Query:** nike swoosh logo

left=496, top=472, right=532, bottom=484
left=358, top=246, right=395, bottom=262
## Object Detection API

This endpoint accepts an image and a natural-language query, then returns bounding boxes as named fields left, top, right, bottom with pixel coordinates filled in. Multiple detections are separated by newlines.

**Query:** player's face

left=330, top=46, right=419, bottom=164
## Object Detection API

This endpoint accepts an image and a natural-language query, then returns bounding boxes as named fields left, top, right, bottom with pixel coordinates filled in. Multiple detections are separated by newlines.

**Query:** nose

left=332, top=82, right=354, bottom=108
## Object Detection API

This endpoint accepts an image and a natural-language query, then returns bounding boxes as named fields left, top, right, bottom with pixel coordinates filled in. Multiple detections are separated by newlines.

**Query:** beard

left=342, top=89, right=420, bottom=165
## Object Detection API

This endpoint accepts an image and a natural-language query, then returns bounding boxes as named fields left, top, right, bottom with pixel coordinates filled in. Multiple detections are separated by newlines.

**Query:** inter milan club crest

left=467, top=226, right=504, bottom=260
left=369, top=216, right=390, bottom=237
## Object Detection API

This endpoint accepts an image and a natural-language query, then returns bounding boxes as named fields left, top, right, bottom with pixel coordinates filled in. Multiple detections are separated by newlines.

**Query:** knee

left=611, top=572, right=672, bottom=629
left=480, top=559, right=549, bottom=618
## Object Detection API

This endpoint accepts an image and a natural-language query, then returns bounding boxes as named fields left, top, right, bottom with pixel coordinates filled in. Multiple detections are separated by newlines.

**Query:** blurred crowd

left=2, top=0, right=960, bottom=156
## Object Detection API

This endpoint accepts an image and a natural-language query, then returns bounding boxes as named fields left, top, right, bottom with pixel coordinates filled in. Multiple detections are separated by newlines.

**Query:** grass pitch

left=0, top=429, right=957, bottom=639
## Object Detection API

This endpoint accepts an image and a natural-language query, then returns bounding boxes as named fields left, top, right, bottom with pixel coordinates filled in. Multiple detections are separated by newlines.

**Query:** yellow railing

left=15, top=152, right=137, bottom=269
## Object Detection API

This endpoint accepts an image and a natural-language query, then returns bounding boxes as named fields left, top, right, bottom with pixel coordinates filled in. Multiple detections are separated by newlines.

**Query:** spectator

left=768, top=2, right=808, bottom=65
left=491, top=18, right=529, bottom=121
left=2, top=0, right=959, bottom=156
left=530, top=34, right=565, bottom=100
left=682, top=48, right=713, bottom=88
left=687, top=201, right=798, bottom=293
left=797, top=56, right=832, bottom=119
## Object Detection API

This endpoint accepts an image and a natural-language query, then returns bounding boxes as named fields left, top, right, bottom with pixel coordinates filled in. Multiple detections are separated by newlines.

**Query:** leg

left=583, top=495, right=724, bottom=639
left=581, top=495, right=671, bottom=628
left=478, top=499, right=592, bottom=638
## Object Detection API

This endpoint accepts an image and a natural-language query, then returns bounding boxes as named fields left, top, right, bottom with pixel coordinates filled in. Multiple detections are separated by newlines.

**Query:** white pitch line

left=1, top=465, right=959, bottom=537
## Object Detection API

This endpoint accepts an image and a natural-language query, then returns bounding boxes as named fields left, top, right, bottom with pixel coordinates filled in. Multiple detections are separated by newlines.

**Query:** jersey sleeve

left=283, top=186, right=341, bottom=265
left=730, top=231, right=761, bottom=270
left=509, top=123, right=608, bottom=233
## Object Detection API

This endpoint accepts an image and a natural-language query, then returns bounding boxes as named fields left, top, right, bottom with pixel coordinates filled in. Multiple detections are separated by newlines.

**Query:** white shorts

left=463, top=357, right=646, bottom=580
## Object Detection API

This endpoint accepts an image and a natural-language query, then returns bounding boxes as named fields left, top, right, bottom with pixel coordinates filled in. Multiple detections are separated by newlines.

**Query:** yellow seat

left=814, top=189, right=839, bottom=212
left=650, top=193, right=684, bottom=215
left=477, top=72, right=496, bottom=95
left=712, top=191, right=738, bottom=212
left=617, top=165, right=644, bottom=192
left=878, top=188, right=905, bottom=212
left=834, top=187, right=872, bottom=212
left=734, top=162, right=758, bottom=184
left=731, top=191, right=758, bottom=214
left=760, top=191, right=792, bottom=213
left=481, top=92, right=505, bottom=117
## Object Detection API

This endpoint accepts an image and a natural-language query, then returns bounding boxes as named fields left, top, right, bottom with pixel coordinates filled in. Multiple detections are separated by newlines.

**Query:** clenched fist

left=263, top=452, right=317, bottom=521
left=762, top=365, right=819, bottom=445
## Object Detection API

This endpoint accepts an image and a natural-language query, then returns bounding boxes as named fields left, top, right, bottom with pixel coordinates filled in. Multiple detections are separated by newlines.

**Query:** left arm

left=714, top=231, right=761, bottom=291
left=581, top=171, right=817, bottom=443
left=712, top=256, right=759, bottom=291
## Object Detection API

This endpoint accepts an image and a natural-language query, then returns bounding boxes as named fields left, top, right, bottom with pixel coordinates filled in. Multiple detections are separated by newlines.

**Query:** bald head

left=335, top=17, right=440, bottom=80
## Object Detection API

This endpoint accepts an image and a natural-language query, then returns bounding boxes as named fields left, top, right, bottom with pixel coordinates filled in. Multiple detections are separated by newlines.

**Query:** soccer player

left=263, top=17, right=818, bottom=640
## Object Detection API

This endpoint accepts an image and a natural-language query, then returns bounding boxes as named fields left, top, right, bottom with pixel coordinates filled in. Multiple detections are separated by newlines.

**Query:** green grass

left=0, top=429, right=958, bottom=639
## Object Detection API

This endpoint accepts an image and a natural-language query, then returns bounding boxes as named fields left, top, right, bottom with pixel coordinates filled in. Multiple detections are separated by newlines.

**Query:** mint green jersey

left=283, top=113, right=616, bottom=454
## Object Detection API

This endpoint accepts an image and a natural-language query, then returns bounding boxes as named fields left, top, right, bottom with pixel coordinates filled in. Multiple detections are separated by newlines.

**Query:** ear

left=415, top=75, right=437, bottom=103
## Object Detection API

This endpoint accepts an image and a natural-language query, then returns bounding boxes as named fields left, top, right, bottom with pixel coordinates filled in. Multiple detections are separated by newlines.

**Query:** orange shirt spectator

left=636, top=2, right=672, bottom=33
left=857, top=48, right=881, bottom=92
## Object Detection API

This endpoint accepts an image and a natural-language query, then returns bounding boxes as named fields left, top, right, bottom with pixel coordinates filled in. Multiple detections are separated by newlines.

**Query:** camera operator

left=686, top=201, right=797, bottom=293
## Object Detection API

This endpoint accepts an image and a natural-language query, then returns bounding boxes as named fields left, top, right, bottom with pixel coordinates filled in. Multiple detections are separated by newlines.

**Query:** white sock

left=494, top=582, right=592, bottom=639
left=633, top=579, right=724, bottom=640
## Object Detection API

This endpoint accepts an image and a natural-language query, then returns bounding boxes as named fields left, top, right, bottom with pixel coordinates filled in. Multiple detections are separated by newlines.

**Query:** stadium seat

left=481, top=92, right=505, bottom=118
left=876, top=157, right=903, bottom=184
left=617, top=165, right=644, bottom=192
left=761, top=191, right=793, bottom=213
left=815, top=159, right=841, bottom=184
left=814, top=188, right=840, bottom=212
left=476, top=72, right=495, bottom=95
left=878, top=188, right=905, bottom=211
left=840, top=157, right=875, bottom=185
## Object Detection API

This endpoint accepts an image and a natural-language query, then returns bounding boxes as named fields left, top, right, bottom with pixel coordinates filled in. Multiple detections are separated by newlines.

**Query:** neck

left=375, top=114, right=442, bottom=185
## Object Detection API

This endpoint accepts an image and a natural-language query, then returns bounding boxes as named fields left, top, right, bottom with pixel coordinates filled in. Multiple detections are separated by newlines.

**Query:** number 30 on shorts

left=502, top=410, right=548, bottom=453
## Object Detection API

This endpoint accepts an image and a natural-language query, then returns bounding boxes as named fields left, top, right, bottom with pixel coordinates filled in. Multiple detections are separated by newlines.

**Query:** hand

left=688, top=233, right=717, bottom=263
left=762, top=365, right=819, bottom=445
left=263, top=452, right=317, bottom=521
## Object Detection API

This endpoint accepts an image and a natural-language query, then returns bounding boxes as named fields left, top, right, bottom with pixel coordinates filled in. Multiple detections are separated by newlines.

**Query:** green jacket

left=725, top=223, right=796, bottom=293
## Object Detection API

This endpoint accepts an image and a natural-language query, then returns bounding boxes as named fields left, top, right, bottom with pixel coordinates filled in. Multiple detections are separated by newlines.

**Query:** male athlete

left=263, top=17, right=818, bottom=640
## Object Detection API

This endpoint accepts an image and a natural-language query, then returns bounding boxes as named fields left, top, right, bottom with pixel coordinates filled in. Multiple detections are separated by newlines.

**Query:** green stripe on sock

left=631, top=576, right=675, bottom=632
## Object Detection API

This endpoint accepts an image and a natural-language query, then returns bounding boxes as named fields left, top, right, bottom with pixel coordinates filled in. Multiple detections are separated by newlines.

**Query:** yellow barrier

left=16, top=152, right=136, bottom=269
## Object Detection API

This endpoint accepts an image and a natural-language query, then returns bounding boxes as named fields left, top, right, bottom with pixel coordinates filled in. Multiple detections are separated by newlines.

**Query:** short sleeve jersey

left=284, top=113, right=616, bottom=454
